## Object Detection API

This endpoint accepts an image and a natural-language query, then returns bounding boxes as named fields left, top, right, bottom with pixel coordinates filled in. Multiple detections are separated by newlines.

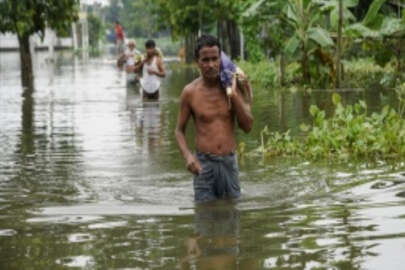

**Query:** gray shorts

left=193, top=152, right=241, bottom=203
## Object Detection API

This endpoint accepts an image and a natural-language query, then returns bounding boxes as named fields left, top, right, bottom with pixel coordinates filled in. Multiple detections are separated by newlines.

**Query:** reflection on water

left=181, top=202, right=245, bottom=270
left=0, top=51, right=405, bottom=269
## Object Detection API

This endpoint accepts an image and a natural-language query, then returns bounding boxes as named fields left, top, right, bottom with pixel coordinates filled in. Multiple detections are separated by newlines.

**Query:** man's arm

left=231, top=77, right=253, bottom=133
left=175, top=88, right=202, bottom=174
left=134, top=60, right=143, bottom=73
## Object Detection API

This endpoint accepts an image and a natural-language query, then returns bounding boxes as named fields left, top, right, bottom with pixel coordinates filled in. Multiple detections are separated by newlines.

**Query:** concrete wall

left=0, top=30, right=75, bottom=51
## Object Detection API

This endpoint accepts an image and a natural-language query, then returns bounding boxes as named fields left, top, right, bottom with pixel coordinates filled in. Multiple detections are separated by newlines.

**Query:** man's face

left=197, top=46, right=220, bottom=80
left=146, top=47, right=155, bottom=57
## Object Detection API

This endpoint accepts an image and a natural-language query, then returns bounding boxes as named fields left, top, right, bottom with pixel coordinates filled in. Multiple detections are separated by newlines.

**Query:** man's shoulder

left=182, top=77, right=201, bottom=94
left=180, top=78, right=201, bottom=104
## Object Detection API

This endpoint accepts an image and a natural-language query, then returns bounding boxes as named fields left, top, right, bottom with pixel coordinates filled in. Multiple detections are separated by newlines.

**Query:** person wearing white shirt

left=125, top=40, right=142, bottom=84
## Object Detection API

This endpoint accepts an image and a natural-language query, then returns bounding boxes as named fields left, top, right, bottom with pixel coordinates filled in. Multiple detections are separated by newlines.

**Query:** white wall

left=0, top=30, right=74, bottom=51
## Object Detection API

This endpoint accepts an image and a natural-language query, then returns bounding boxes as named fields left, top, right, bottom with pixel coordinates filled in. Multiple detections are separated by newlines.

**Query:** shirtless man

left=175, top=34, right=253, bottom=203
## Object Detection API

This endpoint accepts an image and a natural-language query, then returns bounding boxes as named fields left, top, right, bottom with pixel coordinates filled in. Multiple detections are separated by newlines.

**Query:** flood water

left=1, top=51, right=405, bottom=270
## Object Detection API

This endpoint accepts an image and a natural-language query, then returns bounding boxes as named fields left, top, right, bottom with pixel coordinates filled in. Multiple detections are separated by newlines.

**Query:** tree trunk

left=226, top=20, right=241, bottom=59
left=280, top=92, right=286, bottom=132
left=21, top=95, right=35, bottom=154
left=302, top=47, right=310, bottom=83
left=396, top=0, right=402, bottom=72
left=185, top=33, right=197, bottom=64
left=217, top=19, right=242, bottom=59
left=217, top=20, right=230, bottom=56
left=240, top=27, right=245, bottom=61
left=18, top=34, right=34, bottom=95
left=217, top=20, right=221, bottom=41
left=335, top=0, right=343, bottom=89
left=397, top=37, right=402, bottom=72
left=280, top=52, right=286, bottom=86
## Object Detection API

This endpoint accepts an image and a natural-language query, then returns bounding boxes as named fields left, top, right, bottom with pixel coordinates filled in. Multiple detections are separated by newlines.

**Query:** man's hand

left=147, top=67, right=156, bottom=75
left=185, top=153, right=202, bottom=175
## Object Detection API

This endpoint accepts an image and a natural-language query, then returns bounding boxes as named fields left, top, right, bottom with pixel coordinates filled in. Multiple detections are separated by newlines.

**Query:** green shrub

left=238, top=57, right=404, bottom=91
left=250, top=93, right=405, bottom=162
left=237, top=59, right=300, bottom=89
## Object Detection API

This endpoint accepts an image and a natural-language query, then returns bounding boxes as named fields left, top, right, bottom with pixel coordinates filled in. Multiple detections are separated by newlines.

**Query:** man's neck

left=201, top=77, right=220, bottom=88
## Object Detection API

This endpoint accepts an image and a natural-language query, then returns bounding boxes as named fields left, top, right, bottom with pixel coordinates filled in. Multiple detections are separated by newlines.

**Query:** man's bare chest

left=190, top=92, right=232, bottom=123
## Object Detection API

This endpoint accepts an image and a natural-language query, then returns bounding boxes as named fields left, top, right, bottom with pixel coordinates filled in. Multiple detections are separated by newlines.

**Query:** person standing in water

left=114, top=21, right=125, bottom=55
left=175, top=34, right=253, bottom=203
left=135, top=40, right=166, bottom=99
left=124, top=40, right=142, bottom=84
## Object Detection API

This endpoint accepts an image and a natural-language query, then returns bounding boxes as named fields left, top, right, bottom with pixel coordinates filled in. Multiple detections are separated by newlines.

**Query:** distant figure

left=178, top=47, right=185, bottom=63
left=124, top=40, right=142, bottom=84
left=114, top=21, right=125, bottom=55
left=175, top=34, right=253, bottom=203
left=135, top=40, right=166, bottom=99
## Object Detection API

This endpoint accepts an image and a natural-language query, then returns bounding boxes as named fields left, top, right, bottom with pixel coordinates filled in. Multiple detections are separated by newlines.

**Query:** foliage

left=121, top=0, right=163, bottom=38
left=237, top=60, right=279, bottom=87
left=237, top=59, right=300, bottom=88
left=343, top=57, right=401, bottom=88
left=345, top=0, right=404, bottom=39
left=280, top=0, right=335, bottom=83
left=238, top=57, right=400, bottom=90
left=88, top=14, right=104, bottom=48
left=396, top=82, right=405, bottom=117
left=316, top=0, right=358, bottom=30
left=0, top=0, right=79, bottom=90
left=102, top=0, right=164, bottom=38
left=284, top=0, right=334, bottom=54
left=151, top=0, right=211, bottom=39
left=0, top=0, right=79, bottom=38
left=152, top=0, right=249, bottom=36
left=252, top=93, right=405, bottom=161
left=242, top=0, right=292, bottom=61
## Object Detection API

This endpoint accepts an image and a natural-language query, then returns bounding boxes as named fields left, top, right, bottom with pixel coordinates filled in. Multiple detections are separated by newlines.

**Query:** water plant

left=251, top=93, right=405, bottom=162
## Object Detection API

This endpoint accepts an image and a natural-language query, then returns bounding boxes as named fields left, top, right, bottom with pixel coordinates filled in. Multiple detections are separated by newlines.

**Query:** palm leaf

left=308, top=27, right=334, bottom=47
left=362, top=0, right=387, bottom=27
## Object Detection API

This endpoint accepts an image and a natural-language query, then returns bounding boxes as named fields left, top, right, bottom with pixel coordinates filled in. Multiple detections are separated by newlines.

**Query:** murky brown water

left=1, top=51, right=405, bottom=270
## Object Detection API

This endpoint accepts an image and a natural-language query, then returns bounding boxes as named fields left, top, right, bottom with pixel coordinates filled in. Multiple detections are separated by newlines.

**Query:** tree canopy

left=0, top=0, right=79, bottom=38
left=0, top=0, right=80, bottom=91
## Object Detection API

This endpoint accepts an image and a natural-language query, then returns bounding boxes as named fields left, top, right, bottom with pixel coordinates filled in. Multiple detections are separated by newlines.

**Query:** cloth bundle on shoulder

left=219, top=52, right=251, bottom=108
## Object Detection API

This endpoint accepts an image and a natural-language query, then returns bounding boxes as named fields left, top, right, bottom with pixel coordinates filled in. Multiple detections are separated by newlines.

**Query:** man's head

left=115, top=20, right=120, bottom=26
left=195, top=35, right=221, bottom=81
left=145, top=39, right=156, bottom=57
left=128, top=40, right=136, bottom=49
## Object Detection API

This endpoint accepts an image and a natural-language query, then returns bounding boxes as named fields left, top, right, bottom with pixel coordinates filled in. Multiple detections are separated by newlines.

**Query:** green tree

left=120, top=0, right=162, bottom=38
left=242, top=0, right=294, bottom=83
left=152, top=0, right=209, bottom=62
left=0, top=0, right=79, bottom=93
left=88, top=13, right=104, bottom=48
left=151, top=0, right=249, bottom=62
left=212, top=0, right=249, bottom=59
left=344, top=0, right=405, bottom=71
left=284, top=0, right=334, bottom=83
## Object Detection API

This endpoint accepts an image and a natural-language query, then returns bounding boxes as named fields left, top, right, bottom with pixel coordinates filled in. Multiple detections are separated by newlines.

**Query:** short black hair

left=115, top=20, right=120, bottom=25
left=194, top=34, right=221, bottom=59
left=145, top=39, right=156, bottom=49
